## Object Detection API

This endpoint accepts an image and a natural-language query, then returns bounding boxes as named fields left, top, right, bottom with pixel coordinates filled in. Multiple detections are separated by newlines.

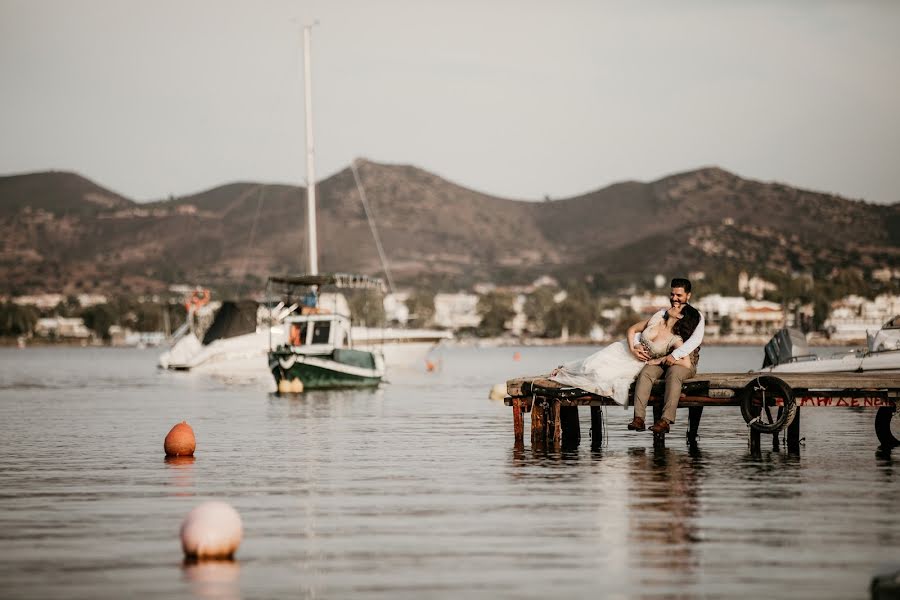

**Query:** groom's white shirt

left=631, top=308, right=705, bottom=360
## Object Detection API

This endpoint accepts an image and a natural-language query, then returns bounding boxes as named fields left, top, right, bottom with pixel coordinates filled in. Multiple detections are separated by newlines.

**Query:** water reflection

left=164, top=455, right=196, bottom=497
left=627, top=446, right=703, bottom=583
left=182, top=558, right=241, bottom=600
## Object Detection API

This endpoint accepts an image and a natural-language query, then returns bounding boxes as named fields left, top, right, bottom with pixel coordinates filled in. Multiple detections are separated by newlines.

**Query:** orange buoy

left=513, top=352, right=522, bottom=361
left=425, top=360, right=436, bottom=372
left=164, top=421, right=196, bottom=457
left=180, top=501, right=243, bottom=559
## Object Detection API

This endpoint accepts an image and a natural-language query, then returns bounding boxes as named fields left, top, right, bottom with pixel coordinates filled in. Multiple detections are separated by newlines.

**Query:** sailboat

left=157, top=25, right=451, bottom=380
left=267, top=25, right=386, bottom=392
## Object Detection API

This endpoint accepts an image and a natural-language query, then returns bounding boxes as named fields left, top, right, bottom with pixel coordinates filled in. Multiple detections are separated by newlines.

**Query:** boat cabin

left=284, top=313, right=352, bottom=354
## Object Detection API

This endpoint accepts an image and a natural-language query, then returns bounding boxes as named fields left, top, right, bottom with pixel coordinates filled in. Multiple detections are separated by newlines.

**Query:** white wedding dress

left=549, top=313, right=681, bottom=407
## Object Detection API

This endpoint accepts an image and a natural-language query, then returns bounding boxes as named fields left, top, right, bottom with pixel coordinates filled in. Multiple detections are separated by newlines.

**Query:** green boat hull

left=269, top=348, right=383, bottom=390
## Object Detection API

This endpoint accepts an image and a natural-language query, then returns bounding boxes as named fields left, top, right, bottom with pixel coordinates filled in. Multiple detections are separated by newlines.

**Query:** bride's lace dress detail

left=549, top=312, right=681, bottom=406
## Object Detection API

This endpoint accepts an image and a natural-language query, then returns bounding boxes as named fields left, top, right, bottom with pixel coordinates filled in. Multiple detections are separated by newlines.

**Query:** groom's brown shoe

left=627, top=417, right=645, bottom=431
left=649, top=419, right=670, bottom=434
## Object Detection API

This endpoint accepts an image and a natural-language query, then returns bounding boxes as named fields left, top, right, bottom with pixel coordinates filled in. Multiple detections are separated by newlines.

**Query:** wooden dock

left=504, top=372, right=900, bottom=453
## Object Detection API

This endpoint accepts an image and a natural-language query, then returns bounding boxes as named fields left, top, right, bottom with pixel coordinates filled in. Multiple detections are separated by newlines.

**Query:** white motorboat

left=158, top=298, right=450, bottom=379
left=762, top=316, right=900, bottom=373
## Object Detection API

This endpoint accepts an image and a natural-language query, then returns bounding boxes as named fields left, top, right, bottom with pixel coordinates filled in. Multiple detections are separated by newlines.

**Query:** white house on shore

left=695, top=294, right=785, bottom=336
left=825, top=294, right=900, bottom=341
left=34, top=317, right=92, bottom=339
left=433, top=293, right=480, bottom=330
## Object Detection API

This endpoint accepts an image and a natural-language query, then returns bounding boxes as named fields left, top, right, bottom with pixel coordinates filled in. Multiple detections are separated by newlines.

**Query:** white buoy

left=489, top=383, right=507, bottom=401
left=180, top=501, right=243, bottom=559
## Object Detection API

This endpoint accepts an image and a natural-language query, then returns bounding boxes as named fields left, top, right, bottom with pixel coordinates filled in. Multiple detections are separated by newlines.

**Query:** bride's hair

left=672, top=304, right=701, bottom=340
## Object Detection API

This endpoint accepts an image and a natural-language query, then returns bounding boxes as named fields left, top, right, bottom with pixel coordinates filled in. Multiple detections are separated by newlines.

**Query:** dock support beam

left=652, top=404, right=665, bottom=448
left=513, top=398, right=524, bottom=444
left=551, top=401, right=562, bottom=447
left=787, top=407, right=801, bottom=453
left=531, top=400, right=546, bottom=448
left=590, top=406, right=603, bottom=449
left=749, top=427, right=761, bottom=455
left=687, top=406, right=703, bottom=443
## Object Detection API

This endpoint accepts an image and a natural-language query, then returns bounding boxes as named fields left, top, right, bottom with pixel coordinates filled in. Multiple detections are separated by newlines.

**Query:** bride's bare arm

left=627, top=318, right=651, bottom=361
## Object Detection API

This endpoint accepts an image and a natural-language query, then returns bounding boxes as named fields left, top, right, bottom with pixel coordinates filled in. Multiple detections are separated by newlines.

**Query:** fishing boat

left=762, top=315, right=900, bottom=373
left=267, top=273, right=386, bottom=391
left=266, top=27, right=387, bottom=392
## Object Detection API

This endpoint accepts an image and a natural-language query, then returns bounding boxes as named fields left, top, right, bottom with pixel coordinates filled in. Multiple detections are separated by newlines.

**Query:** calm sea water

left=0, top=345, right=897, bottom=599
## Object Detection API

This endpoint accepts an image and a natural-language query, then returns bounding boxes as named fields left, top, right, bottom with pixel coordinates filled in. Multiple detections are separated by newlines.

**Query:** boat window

left=289, top=323, right=308, bottom=346
left=311, top=322, right=331, bottom=345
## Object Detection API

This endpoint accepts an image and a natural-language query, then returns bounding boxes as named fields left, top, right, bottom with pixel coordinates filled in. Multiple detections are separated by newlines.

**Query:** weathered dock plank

left=507, top=371, right=900, bottom=400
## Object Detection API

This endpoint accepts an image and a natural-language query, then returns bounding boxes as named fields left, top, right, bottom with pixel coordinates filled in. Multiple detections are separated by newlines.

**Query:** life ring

left=739, top=375, right=796, bottom=433
left=184, top=289, right=211, bottom=312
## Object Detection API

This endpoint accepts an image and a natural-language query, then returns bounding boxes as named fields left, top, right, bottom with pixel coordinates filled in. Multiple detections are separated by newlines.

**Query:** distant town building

left=695, top=295, right=789, bottom=335
left=872, top=268, right=900, bottom=283
left=738, top=272, right=778, bottom=300
left=433, top=293, right=480, bottom=330
left=76, top=294, right=108, bottom=307
left=34, top=317, right=92, bottom=339
left=13, top=294, right=65, bottom=310
left=628, top=293, right=670, bottom=317
left=531, top=275, right=559, bottom=288
left=507, top=294, right=527, bottom=335
left=695, top=294, right=748, bottom=324
left=109, top=326, right=166, bottom=347
left=825, top=294, right=900, bottom=341
left=383, top=292, right=410, bottom=325
left=732, top=301, right=785, bottom=335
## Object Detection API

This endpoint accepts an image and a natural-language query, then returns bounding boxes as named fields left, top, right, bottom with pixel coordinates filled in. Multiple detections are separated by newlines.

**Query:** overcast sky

left=1, top=0, right=898, bottom=204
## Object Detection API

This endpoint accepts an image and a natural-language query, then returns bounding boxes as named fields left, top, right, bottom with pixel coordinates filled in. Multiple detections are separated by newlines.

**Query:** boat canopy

left=762, top=328, right=814, bottom=368
left=201, top=300, right=259, bottom=345
left=267, top=273, right=385, bottom=291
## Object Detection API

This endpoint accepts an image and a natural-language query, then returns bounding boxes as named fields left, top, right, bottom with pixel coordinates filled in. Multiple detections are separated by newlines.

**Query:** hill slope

left=1, top=161, right=898, bottom=295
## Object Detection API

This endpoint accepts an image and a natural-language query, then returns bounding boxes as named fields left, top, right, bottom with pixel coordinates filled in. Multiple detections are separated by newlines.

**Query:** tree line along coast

left=3, top=268, right=898, bottom=346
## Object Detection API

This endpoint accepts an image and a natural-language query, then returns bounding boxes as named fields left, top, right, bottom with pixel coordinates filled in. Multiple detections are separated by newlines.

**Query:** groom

left=627, top=277, right=705, bottom=434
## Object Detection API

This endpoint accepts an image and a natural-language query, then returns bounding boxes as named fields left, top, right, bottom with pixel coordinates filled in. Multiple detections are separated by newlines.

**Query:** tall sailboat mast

left=302, top=24, right=318, bottom=275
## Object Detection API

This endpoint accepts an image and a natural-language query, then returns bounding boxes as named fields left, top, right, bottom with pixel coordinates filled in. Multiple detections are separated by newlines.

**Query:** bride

left=548, top=303, right=702, bottom=406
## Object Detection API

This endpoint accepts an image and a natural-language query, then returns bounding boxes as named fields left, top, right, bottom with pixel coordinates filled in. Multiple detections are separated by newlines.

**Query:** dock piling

left=560, top=406, right=580, bottom=447
left=687, top=406, right=703, bottom=442
left=551, top=401, right=562, bottom=447
left=787, top=407, right=801, bottom=453
left=590, top=406, right=603, bottom=449
left=512, top=398, right=524, bottom=443
left=531, top=400, right=546, bottom=448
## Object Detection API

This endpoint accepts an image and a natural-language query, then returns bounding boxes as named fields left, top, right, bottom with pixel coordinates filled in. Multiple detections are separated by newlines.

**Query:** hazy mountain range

left=2, top=159, right=898, bottom=296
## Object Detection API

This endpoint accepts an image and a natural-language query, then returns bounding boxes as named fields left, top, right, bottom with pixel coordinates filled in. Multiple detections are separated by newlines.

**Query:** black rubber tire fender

left=874, top=405, right=899, bottom=449
left=739, top=375, right=796, bottom=433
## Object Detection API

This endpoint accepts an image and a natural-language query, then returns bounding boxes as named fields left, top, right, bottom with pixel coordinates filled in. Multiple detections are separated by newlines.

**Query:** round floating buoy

left=425, top=360, right=436, bottom=373
left=180, top=501, right=243, bottom=559
left=489, top=383, right=507, bottom=401
left=290, top=378, right=304, bottom=393
left=277, top=379, right=291, bottom=394
left=164, top=421, right=196, bottom=457
left=513, top=352, right=521, bottom=361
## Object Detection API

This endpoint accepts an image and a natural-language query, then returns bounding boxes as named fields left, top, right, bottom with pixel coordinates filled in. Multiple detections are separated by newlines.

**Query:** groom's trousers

left=633, top=363, right=696, bottom=424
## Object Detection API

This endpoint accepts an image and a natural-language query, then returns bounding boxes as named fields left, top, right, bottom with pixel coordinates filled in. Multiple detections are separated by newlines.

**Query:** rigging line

left=350, top=158, right=396, bottom=295
left=238, top=185, right=267, bottom=281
